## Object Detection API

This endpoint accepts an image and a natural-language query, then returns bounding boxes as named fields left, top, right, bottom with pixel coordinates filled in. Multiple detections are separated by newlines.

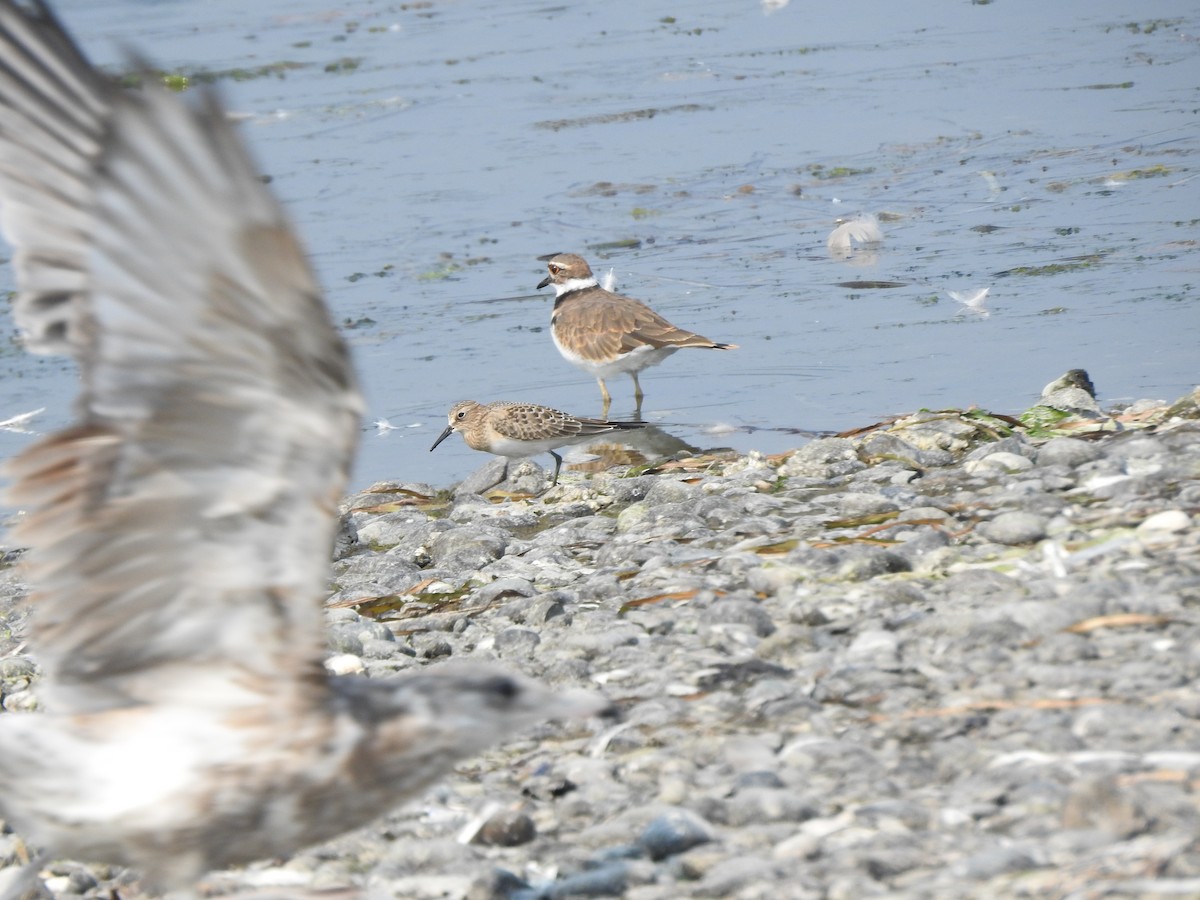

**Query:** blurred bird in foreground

left=0, top=1, right=607, bottom=894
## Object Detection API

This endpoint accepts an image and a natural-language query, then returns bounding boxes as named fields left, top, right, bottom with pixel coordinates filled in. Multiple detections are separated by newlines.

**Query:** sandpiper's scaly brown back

left=431, top=399, right=647, bottom=485
left=537, top=252, right=738, bottom=412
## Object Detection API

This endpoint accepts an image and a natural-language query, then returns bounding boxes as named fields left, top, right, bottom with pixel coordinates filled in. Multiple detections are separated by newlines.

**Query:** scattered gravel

left=1, top=385, right=1199, bottom=898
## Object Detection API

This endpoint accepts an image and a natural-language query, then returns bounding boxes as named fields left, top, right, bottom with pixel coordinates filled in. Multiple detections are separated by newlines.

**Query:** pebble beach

left=2, top=380, right=1200, bottom=899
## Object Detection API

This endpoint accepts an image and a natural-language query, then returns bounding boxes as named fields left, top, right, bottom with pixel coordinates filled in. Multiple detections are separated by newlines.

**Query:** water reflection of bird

left=0, top=2, right=606, bottom=894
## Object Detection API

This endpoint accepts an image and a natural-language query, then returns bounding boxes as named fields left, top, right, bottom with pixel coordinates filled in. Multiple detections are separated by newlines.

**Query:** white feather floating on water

left=947, top=287, right=991, bottom=318
left=827, top=214, right=883, bottom=259
left=600, top=267, right=618, bottom=292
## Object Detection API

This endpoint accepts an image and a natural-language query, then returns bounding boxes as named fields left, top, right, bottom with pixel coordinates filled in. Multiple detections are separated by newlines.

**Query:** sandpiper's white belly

left=485, top=433, right=583, bottom=458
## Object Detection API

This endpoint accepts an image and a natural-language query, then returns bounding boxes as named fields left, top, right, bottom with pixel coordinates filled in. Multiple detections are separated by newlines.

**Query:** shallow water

left=0, top=0, right=1195, bottom=493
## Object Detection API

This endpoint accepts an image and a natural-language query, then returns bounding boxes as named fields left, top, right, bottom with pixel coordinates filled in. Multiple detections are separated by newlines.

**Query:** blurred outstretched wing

left=0, top=1, right=363, bottom=713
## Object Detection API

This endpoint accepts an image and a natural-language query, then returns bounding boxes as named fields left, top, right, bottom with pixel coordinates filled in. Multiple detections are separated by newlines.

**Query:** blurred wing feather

left=0, top=5, right=362, bottom=713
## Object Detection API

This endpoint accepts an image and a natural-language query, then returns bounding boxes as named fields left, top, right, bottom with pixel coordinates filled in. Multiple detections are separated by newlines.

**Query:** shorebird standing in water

left=0, top=2, right=606, bottom=894
left=537, top=252, right=738, bottom=414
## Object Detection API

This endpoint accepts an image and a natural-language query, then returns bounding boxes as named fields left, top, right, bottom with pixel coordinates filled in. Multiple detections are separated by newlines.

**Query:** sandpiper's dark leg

left=548, top=451, right=563, bottom=485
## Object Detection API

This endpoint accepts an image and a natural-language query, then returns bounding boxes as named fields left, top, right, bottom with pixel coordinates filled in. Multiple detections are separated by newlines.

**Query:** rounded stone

left=475, top=809, right=537, bottom=847
left=327, top=629, right=364, bottom=656
left=978, top=511, right=1047, bottom=544
left=838, top=492, right=899, bottom=517
left=637, top=808, right=714, bottom=861
left=1137, top=509, right=1190, bottom=534
left=705, top=597, right=776, bottom=637
left=428, top=529, right=507, bottom=570
left=1036, top=437, right=1100, bottom=467
left=963, top=452, right=1035, bottom=475
left=494, top=626, right=541, bottom=657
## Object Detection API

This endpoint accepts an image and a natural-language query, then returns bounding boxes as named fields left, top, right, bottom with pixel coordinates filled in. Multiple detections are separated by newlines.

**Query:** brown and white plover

left=536, top=252, right=737, bottom=412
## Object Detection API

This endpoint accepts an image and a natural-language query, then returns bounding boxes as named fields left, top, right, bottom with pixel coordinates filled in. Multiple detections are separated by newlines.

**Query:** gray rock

left=494, top=627, right=541, bottom=657
left=778, top=438, right=865, bottom=479
left=429, top=527, right=508, bottom=570
left=1037, top=437, right=1101, bottom=467
left=964, top=451, right=1035, bottom=474
left=327, top=627, right=364, bottom=656
left=637, top=809, right=715, bottom=861
left=700, top=596, right=776, bottom=637
left=837, top=492, right=899, bottom=518
left=537, top=861, right=634, bottom=898
left=964, top=435, right=1035, bottom=461
left=952, top=844, right=1043, bottom=880
left=977, top=511, right=1047, bottom=544
left=722, top=787, right=819, bottom=826
left=474, top=577, right=538, bottom=605
left=355, top=511, right=428, bottom=548
left=694, top=856, right=782, bottom=897
left=452, top=458, right=509, bottom=495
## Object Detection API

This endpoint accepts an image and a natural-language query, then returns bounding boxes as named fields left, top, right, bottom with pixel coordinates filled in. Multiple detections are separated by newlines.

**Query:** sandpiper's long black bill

left=430, top=425, right=454, bottom=451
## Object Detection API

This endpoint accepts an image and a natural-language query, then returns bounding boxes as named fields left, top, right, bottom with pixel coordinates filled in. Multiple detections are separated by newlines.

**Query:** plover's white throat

left=0, top=2, right=609, bottom=893
left=431, top=399, right=646, bottom=486
left=537, top=252, right=738, bottom=412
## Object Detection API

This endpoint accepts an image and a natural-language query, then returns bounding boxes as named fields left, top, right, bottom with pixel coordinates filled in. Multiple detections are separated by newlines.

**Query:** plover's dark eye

left=550, top=265, right=560, bottom=274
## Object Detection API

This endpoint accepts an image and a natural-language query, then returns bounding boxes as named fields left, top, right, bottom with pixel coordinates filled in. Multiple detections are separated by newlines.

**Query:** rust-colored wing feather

left=0, top=2, right=362, bottom=714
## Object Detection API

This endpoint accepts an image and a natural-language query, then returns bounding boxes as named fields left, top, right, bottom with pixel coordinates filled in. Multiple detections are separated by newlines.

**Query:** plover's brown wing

left=552, top=289, right=647, bottom=362
left=0, top=2, right=362, bottom=714
left=558, top=289, right=721, bottom=358
left=610, top=294, right=728, bottom=351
